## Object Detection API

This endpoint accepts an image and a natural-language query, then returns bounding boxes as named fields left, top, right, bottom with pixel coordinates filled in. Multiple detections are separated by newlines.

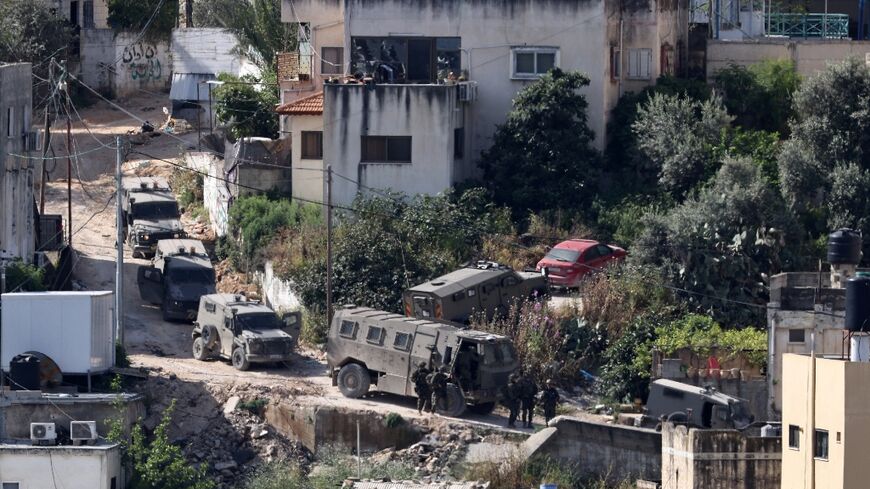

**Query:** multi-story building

left=277, top=0, right=689, bottom=205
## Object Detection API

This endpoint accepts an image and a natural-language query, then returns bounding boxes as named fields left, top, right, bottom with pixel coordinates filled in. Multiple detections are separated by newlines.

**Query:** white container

left=1, top=291, right=115, bottom=375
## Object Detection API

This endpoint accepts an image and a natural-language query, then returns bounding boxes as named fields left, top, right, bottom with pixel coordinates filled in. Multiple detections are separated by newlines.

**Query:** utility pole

left=326, top=165, right=333, bottom=324
left=39, top=60, right=54, bottom=215
left=115, top=136, right=125, bottom=346
left=66, top=87, right=72, bottom=246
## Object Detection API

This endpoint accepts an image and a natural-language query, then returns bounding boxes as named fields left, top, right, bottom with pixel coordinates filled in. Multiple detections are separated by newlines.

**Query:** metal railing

left=765, top=13, right=849, bottom=38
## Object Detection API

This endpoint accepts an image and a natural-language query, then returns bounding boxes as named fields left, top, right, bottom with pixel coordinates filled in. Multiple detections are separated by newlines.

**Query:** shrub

left=654, top=313, right=767, bottom=367
left=243, top=462, right=307, bottom=489
left=309, top=447, right=416, bottom=489
left=384, top=412, right=404, bottom=428
left=107, top=0, right=178, bottom=39
left=4, top=260, right=47, bottom=292
left=213, top=72, right=280, bottom=139
left=237, top=398, right=268, bottom=415
left=712, top=60, right=800, bottom=135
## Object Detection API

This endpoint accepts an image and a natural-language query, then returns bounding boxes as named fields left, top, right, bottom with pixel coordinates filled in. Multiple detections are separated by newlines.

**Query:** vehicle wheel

left=202, top=325, right=219, bottom=349
left=337, top=363, right=371, bottom=398
left=438, top=383, right=467, bottom=417
left=192, top=337, right=209, bottom=361
left=467, top=401, right=496, bottom=415
left=232, top=348, right=250, bottom=371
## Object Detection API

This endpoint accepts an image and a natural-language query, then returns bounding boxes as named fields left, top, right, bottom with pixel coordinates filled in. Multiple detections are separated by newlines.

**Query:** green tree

left=478, top=69, right=599, bottom=219
left=107, top=0, right=179, bottom=39
left=213, top=72, right=280, bottom=140
left=828, top=163, right=870, bottom=248
left=632, top=93, right=732, bottom=196
left=713, top=60, right=800, bottom=135
left=192, top=0, right=296, bottom=69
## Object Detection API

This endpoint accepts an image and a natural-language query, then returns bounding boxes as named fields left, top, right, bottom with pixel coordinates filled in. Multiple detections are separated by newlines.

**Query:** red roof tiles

left=276, top=91, right=323, bottom=115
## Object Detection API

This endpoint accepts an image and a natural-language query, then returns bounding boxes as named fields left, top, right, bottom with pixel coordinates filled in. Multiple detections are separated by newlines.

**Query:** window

left=454, top=128, right=464, bottom=159
left=583, top=247, right=601, bottom=262
left=366, top=326, right=385, bottom=344
left=339, top=320, right=357, bottom=339
left=467, top=288, right=476, bottom=297
left=301, top=131, right=323, bottom=159
left=503, top=276, right=518, bottom=287
left=361, top=136, right=412, bottom=163
left=596, top=244, right=613, bottom=257
left=836, top=431, right=841, bottom=443
left=111, top=477, right=117, bottom=489
left=444, top=346, right=453, bottom=364
left=3, top=483, right=20, bottom=489
left=321, top=47, right=344, bottom=75
left=789, top=329, right=806, bottom=344
left=788, top=425, right=800, bottom=449
left=70, top=0, right=79, bottom=26
left=814, top=429, right=829, bottom=460
left=627, top=48, right=652, bottom=80
left=350, top=37, right=460, bottom=83
left=452, top=291, right=465, bottom=302
left=663, top=387, right=685, bottom=399
left=205, top=301, right=216, bottom=313
left=393, top=332, right=412, bottom=351
left=511, top=47, right=558, bottom=79
left=83, top=1, right=94, bottom=28
left=610, top=46, right=621, bottom=80
left=6, top=107, right=13, bottom=138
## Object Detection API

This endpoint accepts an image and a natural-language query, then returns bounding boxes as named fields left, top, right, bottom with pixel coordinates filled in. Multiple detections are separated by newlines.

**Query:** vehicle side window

left=339, top=320, right=357, bottom=339
left=205, top=302, right=216, bottom=313
left=444, top=346, right=453, bottom=364
left=393, top=332, right=412, bottom=351
left=481, top=283, right=495, bottom=294
left=225, top=318, right=234, bottom=332
left=583, top=247, right=601, bottom=262
left=502, top=276, right=518, bottom=287
left=597, top=244, right=613, bottom=256
left=452, top=291, right=466, bottom=302
left=365, top=326, right=385, bottom=345
left=467, top=288, right=477, bottom=297
left=663, top=387, right=684, bottom=399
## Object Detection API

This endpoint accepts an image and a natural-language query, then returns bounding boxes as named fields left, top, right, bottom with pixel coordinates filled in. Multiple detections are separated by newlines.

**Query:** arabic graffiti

left=121, top=42, right=163, bottom=82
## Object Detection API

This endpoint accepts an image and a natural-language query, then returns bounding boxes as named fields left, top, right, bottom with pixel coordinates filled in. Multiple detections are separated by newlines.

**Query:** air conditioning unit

left=70, top=421, right=98, bottom=444
left=24, top=130, right=41, bottom=152
left=458, top=81, right=479, bottom=103
left=30, top=422, right=57, bottom=445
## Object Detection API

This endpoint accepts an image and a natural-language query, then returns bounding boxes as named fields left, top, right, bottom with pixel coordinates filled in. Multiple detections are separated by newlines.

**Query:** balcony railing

left=765, top=13, right=849, bottom=38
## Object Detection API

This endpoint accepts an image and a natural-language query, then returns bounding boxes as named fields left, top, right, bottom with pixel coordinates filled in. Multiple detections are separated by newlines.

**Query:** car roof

left=407, top=264, right=514, bottom=295
left=122, top=176, right=170, bottom=192
left=552, top=239, right=600, bottom=252
left=129, top=190, right=177, bottom=204
left=157, top=239, right=207, bottom=255
left=652, top=379, right=746, bottom=404
left=337, top=306, right=510, bottom=341
left=202, top=293, right=273, bottom=313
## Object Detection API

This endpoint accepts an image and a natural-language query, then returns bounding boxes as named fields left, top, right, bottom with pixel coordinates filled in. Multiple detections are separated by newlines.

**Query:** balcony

left=765, top=13, right=849, bottom=38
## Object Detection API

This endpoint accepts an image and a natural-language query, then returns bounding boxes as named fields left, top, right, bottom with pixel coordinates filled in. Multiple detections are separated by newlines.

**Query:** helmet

left=418, top=362, right=427, bottom=368
left=440, top=366, right=448, bottom=373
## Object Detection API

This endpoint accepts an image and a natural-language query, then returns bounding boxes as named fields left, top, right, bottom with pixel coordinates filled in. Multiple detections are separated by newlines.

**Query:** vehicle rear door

left=411, top=330, right=438, bottom=367
left=478, top=279, right=501, bottom=317
left=137, top=266, right=164, bottom=304
left=410, top=294, right=435, bottom=319
left=500, top=274, right=521, bottom=308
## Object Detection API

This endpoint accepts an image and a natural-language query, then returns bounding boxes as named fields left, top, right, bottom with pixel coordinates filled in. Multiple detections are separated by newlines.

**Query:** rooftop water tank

left=828, top=228, right=862, bottom=265
left=846, top=275, right=870, bottom=332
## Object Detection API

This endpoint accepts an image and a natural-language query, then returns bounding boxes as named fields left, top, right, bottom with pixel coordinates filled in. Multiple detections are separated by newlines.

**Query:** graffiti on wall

left=121, top=43, right=163, bottom=81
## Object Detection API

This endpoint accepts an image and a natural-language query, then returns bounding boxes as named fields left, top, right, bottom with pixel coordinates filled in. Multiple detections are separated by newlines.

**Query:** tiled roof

left=276, top=91, right=323, bottom=115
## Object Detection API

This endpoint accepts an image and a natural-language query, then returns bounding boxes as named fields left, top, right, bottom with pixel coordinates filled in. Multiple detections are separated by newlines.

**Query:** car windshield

left=167, top=265, right=215, bottom=285
left=235, top=312, right=283, bottom=332
left=544, top=248, right=580, bottom=262
left=132, top=201, right=179, bottom=219
left=481, top=341, right=517, bottom=366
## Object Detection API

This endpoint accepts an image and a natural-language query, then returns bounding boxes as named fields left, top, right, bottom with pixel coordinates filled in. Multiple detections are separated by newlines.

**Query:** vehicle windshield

left=544, top=248, right=580, bottom=263
left=481, top=341, right=517, bottom=366
left=235, top=312, right=283, bottom=332
left=132, top=201, right=180, bottom=220
left=165, top=266, right=215, bottom=299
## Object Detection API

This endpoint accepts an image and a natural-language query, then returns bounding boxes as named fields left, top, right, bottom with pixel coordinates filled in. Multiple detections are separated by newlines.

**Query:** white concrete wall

left=707, top=39, right=870, bottom=78
left=254, top=261, right=301, bottom=313
left=187, top=152, right=230, bottom=237
left=0, top=64, right=35, bottom=264
left=113, top=33, right=171, bottom=97
left=323, top=84, right=463, bottom=205
left=286, top=114, right=326, bottom=203
left=172, top=28, right=244, bottom=75
left=0, top=444, right=122, bottom=489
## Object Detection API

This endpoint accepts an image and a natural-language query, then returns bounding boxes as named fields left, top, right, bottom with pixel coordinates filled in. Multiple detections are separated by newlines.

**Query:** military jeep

left=327, top=306, right=519, bottom=417
left=191, top=294, right=300, bottom=371
left=137, top=239, right=216, bottom=321
left=641, top=379, right=755, bottom=430
left=121, top=177, right=185, bottom=258
left=403, top=261, right=548, bottom=323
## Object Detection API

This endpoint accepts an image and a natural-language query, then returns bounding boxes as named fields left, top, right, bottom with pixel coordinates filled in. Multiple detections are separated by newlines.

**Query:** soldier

left=541, top=379, right=560, bottom=426
left=411, top=362, right=432, bottom=414
left=519, top=371, right=538, bottom=428
left=428, top=366, right=449, bottom=414
left=503, top=373, right=521, bottom=428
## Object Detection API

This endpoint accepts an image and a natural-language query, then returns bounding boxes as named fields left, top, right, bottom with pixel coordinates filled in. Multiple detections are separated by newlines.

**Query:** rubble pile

left=371, top=423, right=482, bottom=480
left=215, top=259, right=259, bottom=298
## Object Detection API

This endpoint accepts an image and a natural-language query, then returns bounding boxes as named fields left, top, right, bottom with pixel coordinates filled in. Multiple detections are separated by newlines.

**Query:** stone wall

left=79, top=30, right=171, bottom=98
left=0, top=392, right=145, bottom=440
left=707, top=39, right=870, bottom=79
left=523, top=416, right=662, bottom=482
left=661, top=423, right=781, bottom=489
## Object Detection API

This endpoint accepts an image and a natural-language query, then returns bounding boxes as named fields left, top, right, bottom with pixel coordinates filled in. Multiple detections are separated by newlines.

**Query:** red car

left=535, top=239, right=627, bottom=288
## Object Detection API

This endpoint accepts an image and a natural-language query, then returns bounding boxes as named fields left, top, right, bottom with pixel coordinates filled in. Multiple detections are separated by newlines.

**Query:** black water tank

left=9, top=353, right=41, bottom=390
left=846, top=276, right=870, bottom=332
left=828, top=228, right=863, bottom=264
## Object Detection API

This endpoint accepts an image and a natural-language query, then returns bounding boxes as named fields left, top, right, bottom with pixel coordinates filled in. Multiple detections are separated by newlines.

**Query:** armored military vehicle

left=642, top=379, right=754, bottom=430
left=121, top=177, right=185, bottom=258
left=327, top=306, right=519, bottom=417
left=191, top=294, right=299, bottom=371
left=403, top=261, right=547, bottom=323
left=137, top=239, right=216, bottom=321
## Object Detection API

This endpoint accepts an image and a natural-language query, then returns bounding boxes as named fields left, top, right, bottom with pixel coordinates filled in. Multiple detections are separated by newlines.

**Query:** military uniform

left=503, top=374, right=522, bottom=428
left=541, top=381, right=560, bottom=425
left=411, top=363, right=432, bottom=414
left=520, top=373, right=538, bottom=428
left=428, top=367, right=449, bottom=414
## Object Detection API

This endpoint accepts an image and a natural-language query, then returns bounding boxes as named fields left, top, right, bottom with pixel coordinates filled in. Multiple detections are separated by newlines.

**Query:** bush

left=712, top=60, right=800, bottom=135
left=237, top=398, right=268, bottom=415
left=213, top=72, right=280, bottom=139
left=464, top=454, right=636, bottom=489
left=654, top=313, right=767, bottom=367
left=309, top=447, right=416, bottom=489
left=107, top=0, right=178, bottom=39
left=597, top=314, right=665, bottom=402
left=384, top=412, right=405, bottom=428
left=4, top=260, right=47, bottom=292
left=243, top=462, right=307, bottom=489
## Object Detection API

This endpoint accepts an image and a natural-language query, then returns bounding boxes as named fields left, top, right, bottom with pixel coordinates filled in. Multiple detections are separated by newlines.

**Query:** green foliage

left=128, top=401, right=215, bottom=489
left=654, top=314, right=767, bottom=366
left=479, top=69, right=599, bottom=219
left=712, top=127, right=781, bottom=185
left=712, top=60, right=800, bottom=135
left=243, top=462, right=307, bottom=489
left=309, top=447, right=416, bottom=489
left=384, top=412, right=405, bottom=428
left=214, top=72, right=280, bottom=140
left=632, top=158, right=799, bottom=327
left=285, top=188, right=511, bottom=314
left=116, top=341, right=130, bottom=368
left=597, top=315, right=662, bottom=402
left=237, top=398, right=268, bottom=414
left=594, top=197, right=672, bottom=247
left=633, top=93, right=733, bottom=196
left=107, top=0, right=179, bottom=39
left=465, top=454, right=635, bottom=489
left=4, top=260, right=47, bottom=292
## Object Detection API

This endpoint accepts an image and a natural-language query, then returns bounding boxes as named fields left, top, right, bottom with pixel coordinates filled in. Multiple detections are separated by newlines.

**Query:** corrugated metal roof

left=276, top=91, right=323, bottom=115
left=169, top=73, right=215, bottom=101
left=344, top=481, right=489, bottom=489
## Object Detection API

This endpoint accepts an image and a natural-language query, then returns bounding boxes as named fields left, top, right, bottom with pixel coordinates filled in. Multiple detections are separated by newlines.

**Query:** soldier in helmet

left=428, top=366, right=450, bottom=414
left=519, top=370, right=538, bottom=428
left=411, top=361, right=432, bottom=414
left=502, top=372, right=522, bottom=428
left=541, top=379, right=560, bottom=425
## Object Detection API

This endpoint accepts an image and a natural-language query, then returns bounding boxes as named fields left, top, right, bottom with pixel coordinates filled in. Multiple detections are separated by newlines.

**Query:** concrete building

left=780, top=354, right=870, bottom=489
left=0, top=63, right=36, bottom=265
left=50, top=0, right=110, bottom=30
left=0, top=440, right=123, bottom=489
left=279, top=0, right=689, bottom=205
left=277, top=92, right=325, bottom=203
left=767, top=272, right=848, bottom=419
left=661, top=423, right=781, bottom=489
